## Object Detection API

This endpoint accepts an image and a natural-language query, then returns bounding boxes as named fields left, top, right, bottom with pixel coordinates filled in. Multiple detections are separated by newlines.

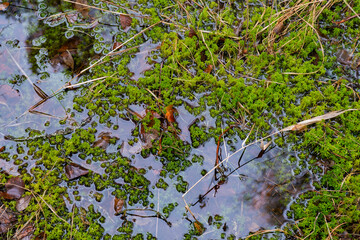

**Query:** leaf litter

left=0, top=176, right=25, bottom=200
left=65, top=162, right=89, bottom=180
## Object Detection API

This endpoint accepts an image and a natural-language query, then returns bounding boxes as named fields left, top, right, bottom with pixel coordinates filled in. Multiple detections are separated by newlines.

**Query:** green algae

left=1, top=0, right=360, bottom=239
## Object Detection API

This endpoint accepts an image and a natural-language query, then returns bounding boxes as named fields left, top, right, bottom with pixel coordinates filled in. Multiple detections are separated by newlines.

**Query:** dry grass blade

left=33, top=84, right=49, bottom=100
left=280, top=109, right=357, bottom=132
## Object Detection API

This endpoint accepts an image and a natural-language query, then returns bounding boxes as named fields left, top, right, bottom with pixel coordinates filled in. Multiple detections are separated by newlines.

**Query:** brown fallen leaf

left=281, top=109, right=358, bottom=132
left=119, top=15, right=132, bottom=30
left=204, top=64, right=213, bottom=73
left=0, top=176, right=25, bottom=200
left=336, top=49, right=352, bottom=66
left=0, top=146, right=5, bottom=152
left=113, top=42, right=123, bottom=51
left=60, top=50, right=74, bottom=69
left=15, top=223, right=34, bottom=240
left=74, top=0, right=89, bottom=18
left=273, top=21, right=285, bottom=35
left=16, top=195, right=32, bottom=212
left=0, top=2, right=9, bottom=11
left=65, top=163, right=89, bottom=180
left=0, top=207, right=17, bottom=234
left=114, top=197, right=125, bottom=215
left=93, top=132, right=119, bottom=150
left=165, top=105, right=177, bottom=123
left=189, top=28, right=197, bottom=38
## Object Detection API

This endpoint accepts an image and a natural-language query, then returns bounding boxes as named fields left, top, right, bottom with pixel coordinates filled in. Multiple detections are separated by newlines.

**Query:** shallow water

left=0, top=1, right=317, bottom=239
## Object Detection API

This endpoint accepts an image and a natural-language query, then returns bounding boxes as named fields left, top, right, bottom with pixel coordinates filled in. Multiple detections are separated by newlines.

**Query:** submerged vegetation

left=1, top=0, right=360, bottom=239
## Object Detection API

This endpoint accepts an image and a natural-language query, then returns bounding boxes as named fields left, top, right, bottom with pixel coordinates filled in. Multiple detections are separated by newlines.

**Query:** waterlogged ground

left=1, top=0, right=360, bottom=239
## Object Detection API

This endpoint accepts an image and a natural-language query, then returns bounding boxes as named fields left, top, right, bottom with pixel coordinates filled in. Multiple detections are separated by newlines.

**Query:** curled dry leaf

left=119, top=15, right=132, bottom=30
left=0, top=207, right=17, bottom=234
left=16, top=195, right=32, bottom=212
left=0, top=146, right=5, bottom=152
left=65, top=162, right=89, bottom=180
left=114, top=197, right=125, bottom=215
left=0, top=176, right=25, bottom=200
left=165, top=105, right=177, bottom=123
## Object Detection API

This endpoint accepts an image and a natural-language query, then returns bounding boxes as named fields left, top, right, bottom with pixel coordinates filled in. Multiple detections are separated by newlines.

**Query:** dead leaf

left=0, top=146, right=5, bottom=152
left=336, top=49, right=352, bottom=65
left=0, top=176, right=25, bottom=200
left=16, top=195, right=32, bottom=212
left=15, top=223, right=34, bottom=240
left=60, top=50, right=74, bottom=69
left=165, top=105, right=177, bottom=123
left=65, top=163, right=89, bottom=180
left=74, top=0, right=89, bottom=18
left=119, top=15, right=132, bottom=30
left=281, top=109, right=357, bottom=132
left=114, top=197, right=125, bottom=215
left=204, top=64, right=213, bottom=73
left=194, top=220, right=205, bottom=235
left=189, top=28, right=197, bottom=38
left=273, top=21, right=285, bottom=35
left=65, top=12, right=78, bottom=24
left=258, top=139, right=272, bottom=158
left=93, top=132, right=118, bottom=150
left=113, top=42, right=123, bottom=51
left=0, top=2, right=9, bottom=11
left=0, top=207, right=17, bottom=234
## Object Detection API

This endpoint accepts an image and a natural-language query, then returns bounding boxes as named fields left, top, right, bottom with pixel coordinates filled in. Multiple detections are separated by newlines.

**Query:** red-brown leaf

left=165, top=105, right=176, bottom=123
left=114, top=197, right=125, bottom=215
left=119, top=15, right=132, bottom=30
left=204, top=64, right=213, bottom=73
left=113, top=42, right=123, bottom=51
left=189, top=28, right=197, bottom=38
left=3, top=176, right=25, bottom=199
left=65, top=163, right=89, bottom=180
